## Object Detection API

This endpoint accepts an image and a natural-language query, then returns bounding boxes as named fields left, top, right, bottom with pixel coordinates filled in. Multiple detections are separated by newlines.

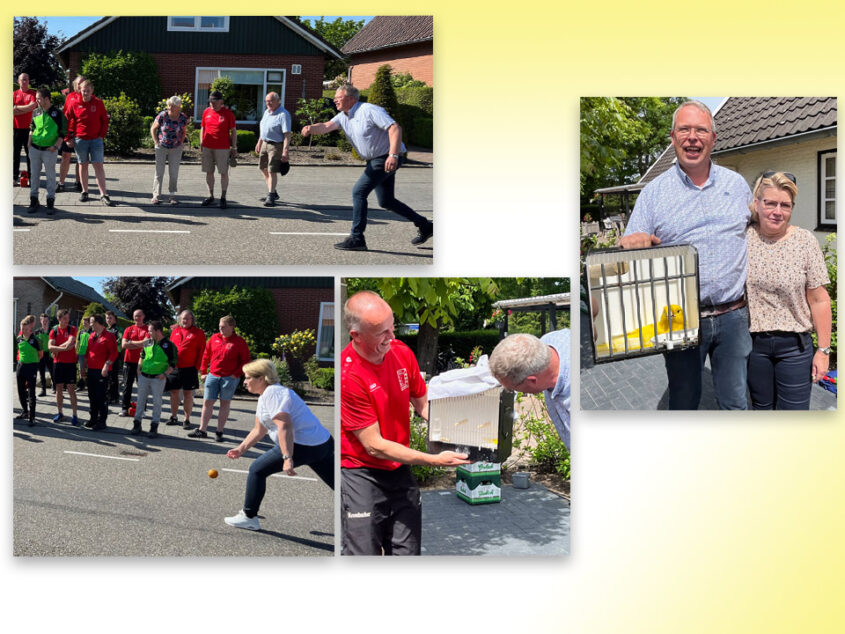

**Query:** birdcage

left=586, top=244, right=700, bottom=363
left=427, top=387, right=514, bottom=463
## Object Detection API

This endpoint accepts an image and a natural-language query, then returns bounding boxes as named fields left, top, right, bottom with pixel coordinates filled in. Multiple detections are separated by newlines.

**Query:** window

left=291, top=64, right=302, bottom=75
left=168, top=17, right=229, bottom=32
left=194, top=68, right=286, bottom=123
left=818, top=149, right=836, bottom=227
left=316, top=302, right=335, bottom=362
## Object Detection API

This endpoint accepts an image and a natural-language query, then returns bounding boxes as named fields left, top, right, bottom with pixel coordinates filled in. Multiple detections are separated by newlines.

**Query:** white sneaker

left=224, top=510, right=260, bottom=531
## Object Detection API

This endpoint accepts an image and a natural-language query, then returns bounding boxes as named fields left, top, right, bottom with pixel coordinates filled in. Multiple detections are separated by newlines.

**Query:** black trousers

left=38, top=355, right=54, bottom=391
left=87, top=369, right=109, bottom=425
left=16, top=362, right=38, bottom=421
left=108, top=358, right=122, bottom=402
left=14, top=127, right=30, bottom=180
left=122, top=361, right=138, bottom=410
left=341, top=465, right=421, bottom=556
left=748, top=332, right=815, bottom=410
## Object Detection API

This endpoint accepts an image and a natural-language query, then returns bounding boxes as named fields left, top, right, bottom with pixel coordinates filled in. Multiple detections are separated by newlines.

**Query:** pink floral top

left=154, top=110, right=188, bottom=149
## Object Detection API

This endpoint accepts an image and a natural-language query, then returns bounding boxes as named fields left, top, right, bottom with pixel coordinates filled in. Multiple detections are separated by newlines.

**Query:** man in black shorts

left=167, top=309, right=206, bottom=428
left=48, top=309, right=80, bottom=426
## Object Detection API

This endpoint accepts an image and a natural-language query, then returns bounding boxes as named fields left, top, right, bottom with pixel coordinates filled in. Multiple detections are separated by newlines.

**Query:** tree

left=300, top=16, right=364, bottom=80
left=347, top=278, right=500, bottom=375
left=80, top=50, right=161, bottom=114
left=13, top=17, right=65, bottom=87
left=101, top=93, right=145, bottom=155
left=102, top=277, right=175, bottom=323
left=368, top=65, right=401, bottom=123
left=295, top=97, right=336, bottom=147
left=191, top=286, right=279, bottom=356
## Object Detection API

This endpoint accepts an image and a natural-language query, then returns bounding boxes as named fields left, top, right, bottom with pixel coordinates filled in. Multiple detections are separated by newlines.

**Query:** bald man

left=13, top=73, right=37, bottom=184
left=255, top=92, right=291, bottom=207
left=489, top=330, right=571, bottom=450
left=340, top=290, right=469, bottom=556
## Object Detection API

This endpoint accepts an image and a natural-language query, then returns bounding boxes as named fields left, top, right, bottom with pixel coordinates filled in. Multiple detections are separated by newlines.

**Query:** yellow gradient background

left=5, top=3, right=843, bottom=633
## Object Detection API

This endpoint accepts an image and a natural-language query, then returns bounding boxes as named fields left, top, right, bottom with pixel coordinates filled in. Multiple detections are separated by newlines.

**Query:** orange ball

left=208, top=469, right=218, bottom=479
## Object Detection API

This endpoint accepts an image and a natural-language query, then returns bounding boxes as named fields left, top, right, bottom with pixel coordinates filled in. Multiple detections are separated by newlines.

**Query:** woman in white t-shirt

left=224, top=358, right=334, bottom=531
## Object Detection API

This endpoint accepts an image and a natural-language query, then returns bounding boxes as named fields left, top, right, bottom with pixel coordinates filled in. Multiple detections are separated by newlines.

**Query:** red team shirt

left=66, top=96, right=109, bottom=140
left=49, top=325, right=78, bottom=363
left=201, top=106, right=236, bottom=150
left=340, top=340, right=427, bottom=471
left=85, top=330, right=118, bottom=370
left=122, top=324, right=148, bottom=363
left=170, top=325, right=206, bottom=369
left=13, top=88, right=37, bottom=128
left=201, top=333, right=250, bottom=378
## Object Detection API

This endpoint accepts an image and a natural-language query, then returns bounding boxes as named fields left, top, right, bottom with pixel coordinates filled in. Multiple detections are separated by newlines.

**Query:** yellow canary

left=597, top=305, right=686, bottom=354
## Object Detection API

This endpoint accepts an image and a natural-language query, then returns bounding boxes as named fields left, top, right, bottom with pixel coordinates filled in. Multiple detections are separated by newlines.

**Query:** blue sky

left=41, top=16, right=372, bottom=39
left=75, top=276, right=108, bottom=295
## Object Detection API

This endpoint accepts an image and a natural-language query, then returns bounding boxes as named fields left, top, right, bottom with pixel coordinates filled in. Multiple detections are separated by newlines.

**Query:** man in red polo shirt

left=48, top=309, right=80, bottom=426
left=340, top=291, right=469, bottom=556
left=121, top=309, right=148, bottom=416
left=190, top=315, right=250, bottom=442
left=65, top=79, right=112, bottom=205
left=199, top=90, right=237, bottom=209
left=167, top=309, right=206, bottom=429
left=83, top=314, right=118, bottom=431
left=57, top=75, right=85, bottom=192
left=13, top=72, right=37, bottom=185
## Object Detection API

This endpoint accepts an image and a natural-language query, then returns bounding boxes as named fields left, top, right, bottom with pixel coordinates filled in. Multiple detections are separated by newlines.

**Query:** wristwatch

left=282, top=454, right=292, bottom=460
left=819, top=346, right=832, bottom=355
left=389, top=153, right=400, bottom=159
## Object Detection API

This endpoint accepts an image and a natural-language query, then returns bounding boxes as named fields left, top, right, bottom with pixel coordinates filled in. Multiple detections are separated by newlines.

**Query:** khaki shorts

left=258, top=141, right=285, bottom=172
left=201, top=146, right=230, bottom=175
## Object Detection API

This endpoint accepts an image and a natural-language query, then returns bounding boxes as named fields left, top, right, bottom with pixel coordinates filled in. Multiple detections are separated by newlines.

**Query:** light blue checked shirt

left=625, top=162, right=752, bottom=306
left=259, top=105, right=291, bottom=142
left=540, top=329, right=570, bottom=451
left=331, top=101, right=405, bottom=161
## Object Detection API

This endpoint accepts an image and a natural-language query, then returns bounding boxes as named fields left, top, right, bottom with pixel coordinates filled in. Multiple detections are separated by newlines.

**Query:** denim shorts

left=204, top=373, right=238, bottom=400
left=74, top=137, right=104, bottom=163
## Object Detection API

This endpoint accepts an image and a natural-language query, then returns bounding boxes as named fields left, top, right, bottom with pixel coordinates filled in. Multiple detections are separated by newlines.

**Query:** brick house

left=56, top=16, right=343, bottom=126
left=167, top=277, right=335, bottom=362
left=13, top=277, right=125, bottom=330
left=595, top=97, right=837, bottom=241
left=342, top=16, right=433, bottom=89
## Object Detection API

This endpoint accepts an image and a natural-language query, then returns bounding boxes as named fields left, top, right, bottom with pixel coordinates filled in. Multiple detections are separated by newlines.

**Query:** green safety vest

left=76, top=330, right=90, bottom=355
left=141, top=337, right=176, bottom=375
left=17, top=333, right=41, bottom=364
left=34, top=329, right=50, bottom=352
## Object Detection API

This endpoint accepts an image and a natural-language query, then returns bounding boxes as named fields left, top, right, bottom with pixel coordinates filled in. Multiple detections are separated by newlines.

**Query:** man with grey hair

left=302, top=84, right=433, bottom=251
left=489, top=330, right=571, bottom=450
left=255, top=92, right=291, bottom=207
left=619, top=99, right=752, bottom=410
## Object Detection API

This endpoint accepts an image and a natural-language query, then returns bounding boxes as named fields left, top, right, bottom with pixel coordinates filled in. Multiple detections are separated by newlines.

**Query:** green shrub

left=188, top=129, right=201, bottom=149
left=303, top=355, right=320, bottom=383
left=210, top=76, right=235, bottom=103
left=142, top=115, right=154, bottom=132
left=81, top=50, right=160, bottom=113
left=50, top=91, right=65, bottom=109
left=409, top=413, right=444, bottom=485
left=409, top=115, right=433, bottom=148
left=192, top=286, right=279, bottom=356
left=337, top=133, right=353, bottom=153
left=155, top=92, right=194, bottom=119
left=101, top=92, right=144, bottom=154
left=512, top=393, right=570, bottom=480
left=236, top=129, right=257, bottom=153
left=272, top=355, right=293, bottom=386
left=391, top=72, right=427, bottom=89
left=368, top=65, right=401, bottom=123
left=312, top=367, right=334, bottom=391
left=813, top=233, right=837, bottom=365
left=396, top=85, right=433, bottom=115
left=289, top=131, right=304, bottom=147
left=272, top=329, right=316, bottom=362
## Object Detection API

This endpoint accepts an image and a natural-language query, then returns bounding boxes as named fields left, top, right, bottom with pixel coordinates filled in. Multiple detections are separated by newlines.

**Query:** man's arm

left=384, top=123, right=403, bottom=172
left=302, top=121, right=340, bottom=136
left=352, top=421, right=469, bottom=467
left=410, top=394, right=429, bottom=422
left=229, top=124, right=237, bottom=155
left=281, top=131, right=290, bottom=160
left=13, top=101, right=37, bottom=115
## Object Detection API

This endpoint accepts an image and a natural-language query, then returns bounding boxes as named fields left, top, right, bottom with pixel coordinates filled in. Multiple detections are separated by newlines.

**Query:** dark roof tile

left=341, top=16, right=433, bottom=54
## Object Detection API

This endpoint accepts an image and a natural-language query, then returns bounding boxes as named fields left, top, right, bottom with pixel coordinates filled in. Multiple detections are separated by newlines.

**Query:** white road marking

left=269, top=232, right=348, bottom=236
left=64, top=450, right=139, bottom=462
left=13, top=228, right=30, bottom=232
left=109, top=229, right=191, bottom=234
left=221, top=468, right=318, bottom=482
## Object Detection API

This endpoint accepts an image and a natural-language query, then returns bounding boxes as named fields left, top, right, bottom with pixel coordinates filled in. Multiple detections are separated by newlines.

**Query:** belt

left=263, top=139, right=283, bottom=145
left=700, top=297, right=746, bottom=317
left=142, top=371, right=164, bottom=379
left=31, top=142, right=57, bottom=151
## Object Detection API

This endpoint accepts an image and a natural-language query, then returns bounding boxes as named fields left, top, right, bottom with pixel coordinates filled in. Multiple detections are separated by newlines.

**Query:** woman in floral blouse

left=150, top=95, right=189, bottom=205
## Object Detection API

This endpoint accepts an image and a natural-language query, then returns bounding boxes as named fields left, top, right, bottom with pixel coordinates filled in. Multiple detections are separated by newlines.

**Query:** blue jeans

left=351, top=156, right=429, bottom=238
left=664, top=305, right=752, bottom=409
left=243, top=439, right=334, bottom=517
left=204, top=374, right=238, bottom=400
left=747, top=332, right=814, bottom=410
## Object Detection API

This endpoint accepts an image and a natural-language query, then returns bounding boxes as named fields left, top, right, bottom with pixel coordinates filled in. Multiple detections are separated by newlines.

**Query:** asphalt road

left=13, top=385, right=335, bottom=557
left=13, top=163, right=433, bottom=265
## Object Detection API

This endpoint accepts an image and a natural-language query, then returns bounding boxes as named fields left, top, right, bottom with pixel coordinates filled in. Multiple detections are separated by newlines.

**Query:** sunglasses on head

left=761, top=170, right=797, bottom=185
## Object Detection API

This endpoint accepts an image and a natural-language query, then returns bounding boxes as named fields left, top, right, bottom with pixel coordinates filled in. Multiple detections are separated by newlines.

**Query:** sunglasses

left=761, top=170, right=797, bottom=185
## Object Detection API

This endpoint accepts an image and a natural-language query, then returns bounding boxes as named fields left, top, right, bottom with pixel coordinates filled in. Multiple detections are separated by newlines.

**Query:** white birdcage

left=586, top=244, right=700, bottom=363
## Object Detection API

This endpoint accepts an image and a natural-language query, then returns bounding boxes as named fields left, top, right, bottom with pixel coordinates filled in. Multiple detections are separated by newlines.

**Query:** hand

left=48, top=146, right=57, bottom=153
left=283, top=458, right=296, bottom=476
left=385, top=156, right=399, bottom=173
left=200, top=374, right=207, bottom=382
left=619, top=232, right=661, bottom=249
left=436, top=450, right=471, bottom=466
left=67, top=138, right=75, bottom=149
left=227, top=448, right=243, bottom=459
left=254, top=141, right=261, bottom=154
left=281, top=152, right=289, bottom=162
left=158, top=374, right=166, bottom=381
left=812, top=350, right=830, bottom=382
left=302, top=125, right=312, bottom=137
left=230, top=148, right=237, bottom=156
left=101, top=367, right=109, bottom=378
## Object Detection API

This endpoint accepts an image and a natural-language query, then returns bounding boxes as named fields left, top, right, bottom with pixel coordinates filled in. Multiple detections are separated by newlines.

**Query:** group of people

left=15, top=307, right=335, bottom=532
left=339, top=290, right=571, bottom=555
left=15, top=74, right=433, bottom=251
left=619, top=100, right=832, bottom=410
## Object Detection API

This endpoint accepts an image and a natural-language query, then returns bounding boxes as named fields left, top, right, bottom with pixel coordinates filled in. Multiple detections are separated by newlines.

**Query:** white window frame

left=819, top=149, right=837, bottom=226
left=193, top=67, right=287, bottom=123
left=168, top=17, right=230, bottom=32
left=291, top=64, right=302, bottom=75
left=316, top=301, right=335, bottom=362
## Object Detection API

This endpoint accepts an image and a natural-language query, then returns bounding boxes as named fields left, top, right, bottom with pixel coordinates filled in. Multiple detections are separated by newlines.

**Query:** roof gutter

left=56, top=17, right=117, bottom=53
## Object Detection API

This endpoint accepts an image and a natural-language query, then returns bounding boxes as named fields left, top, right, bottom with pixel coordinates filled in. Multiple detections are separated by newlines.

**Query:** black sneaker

left=411, top=222, right=433, bottom=245
left=27, top=196, right=40, bottom=213
left=148, top=424, right=159, bottom=439
left=219, top=197, right=227, bottom=209
left=182, top=419, right=193, bottom=430
left=100, top=195, right=113, bottom=207
left=187, top=429, right=207, bottom=438
left=56, top=182, right=65, bottom=193
left=75, top=180, right=83, bottom=192
left=46, top=197, right=55, bottom=215
left=79, top=191, right=89, bottom=202
left=166, top=416, right=179, bottom=426
left=90, top=423, right=107, bottom=431
left=260, top=191, right=279, bottom=202
left=39, top=390, right=47, bottom=397
left=215, top=431, right=225, bottom=442
left=83, top=419, right=96, bottom=429
left=334, top=236, right=368, bottom=251
left=201, top=196, right=215, bottom=207
left=129, top=420, right=142, bottom=435
left=263, top=197, right=275, bottom=207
